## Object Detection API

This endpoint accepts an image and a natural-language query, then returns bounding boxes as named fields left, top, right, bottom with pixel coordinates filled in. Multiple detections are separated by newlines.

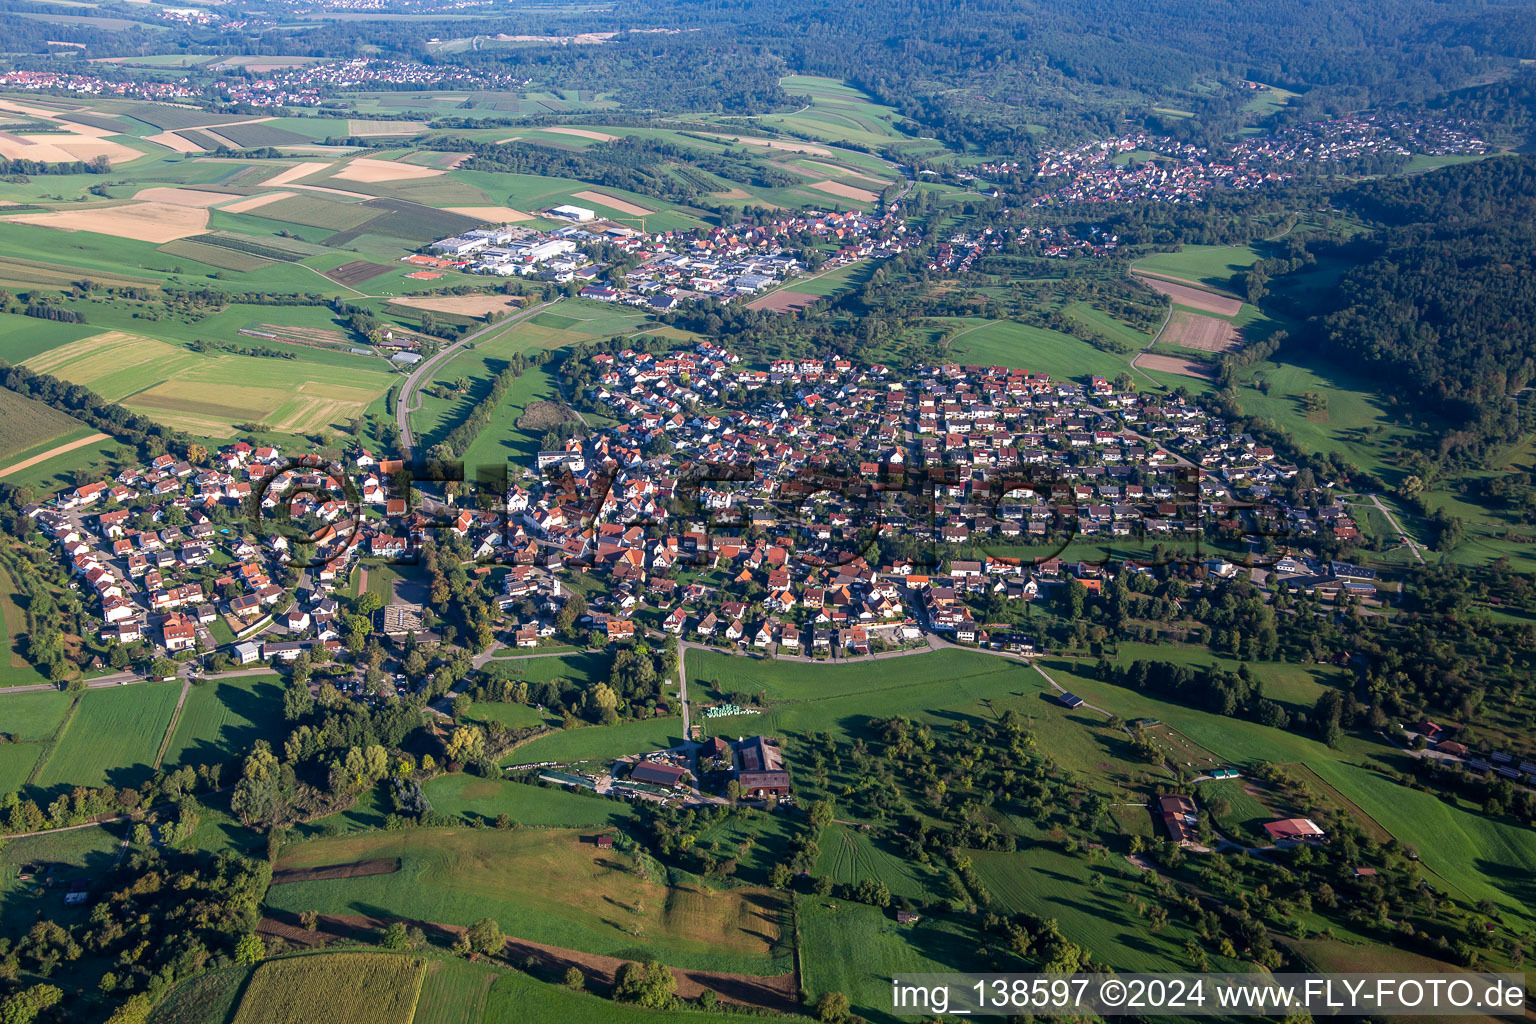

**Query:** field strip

left=153, top=679, right=191, bottom=769
left=1131, top=267, right=1244, bottom=302
left=0, top=432, right=109, bottom=478
left=26, top=694, right=80, bottom=788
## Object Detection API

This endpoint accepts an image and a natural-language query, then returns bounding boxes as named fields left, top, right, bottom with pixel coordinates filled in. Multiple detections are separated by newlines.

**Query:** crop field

left=158, top=238, right=272, bottom=272
left=266, top=828, right=792, bottom=973
left=7, top=201, right=211, bottom=243
left=0, top=388, right=88, bottom=462
left=215, top=122, right=311, bottom=148
left=1163, top=310, right=1240, bottom=352
left=258, top=193, right=382, bottom=230
left=1135, top=273, right=1243, bottom=316
left=389, top=293, right=524, bottom=318
left=410, top=958, right=494, bottom=1024
left=420, top=774, right=633, bottom=828
left=232, top=954, right=426, bottom=1024
left=145, top=965, right=251, bottom=1024
left=745, top=288, right=821, bottom=312
left=162, top=676, right=286, bottom=771
left=24, top=330, right=395, bottom=437
left=327, top=260, right=394, bottom=287
left=32, top=681, right=181, bottom=792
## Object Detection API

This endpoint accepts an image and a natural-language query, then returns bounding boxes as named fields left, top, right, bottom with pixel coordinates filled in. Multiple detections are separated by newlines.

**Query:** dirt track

left=0, top=432, right=109, bottom=478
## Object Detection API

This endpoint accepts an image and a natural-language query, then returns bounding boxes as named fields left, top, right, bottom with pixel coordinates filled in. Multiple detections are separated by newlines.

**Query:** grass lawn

left=480, top=967, right=746, bottom=1024
left=32, top=681, right=182, bottom=793
left=504, top=716, right=686, bottom=766
left=797, top=895, right=977, bottom=1024
left=420, top=775, right=634, bottom=828
left=945, top=318, right=1133, bottom=382
left=968, top=843, right=1244, bottom=974
left=1132, top=245, right=1263, bottom=291
left=813, top=823, right=942, bottom=900
left=162, top=676, right=286, bottom=771
left=266, top=827, right=792, bottom=974
left=0, top=822, right=125, bottom=942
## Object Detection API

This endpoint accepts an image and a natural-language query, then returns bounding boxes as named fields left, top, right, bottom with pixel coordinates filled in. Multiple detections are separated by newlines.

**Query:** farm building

left=1058, top=692, right=1084, bottom=709
left=1157, top=794, right=1198, bottom=846
left=629, top=761, right=689, bottom=788
left=1262, top=818, right=1326, bottom=842
left=547, top=204, right=595, bottom=222
left=734, top=736, right=791, bottom=798
left=1209, top=768, right=1241, bottom=780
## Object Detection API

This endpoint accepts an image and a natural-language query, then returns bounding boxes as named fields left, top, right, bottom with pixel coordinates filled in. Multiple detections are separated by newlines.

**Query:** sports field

left=266, top=828, right=792, bottom=974
left=24, top=330, right=394, bottom=436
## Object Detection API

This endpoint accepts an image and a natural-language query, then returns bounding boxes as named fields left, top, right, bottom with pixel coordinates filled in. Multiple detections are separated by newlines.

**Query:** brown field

left=747, top=289, right=821, bottom=312
left=261, top=160, right=334, bottom=187
left=218, top=190, right=295, bottom=214
left=145, top=130, right=203, bottom=154
left=271, top=857, right=400, bottom=885
left=1165, top=310, right=1240, bottom=352
left=405, top=271, right=441, bottom=280
left=708, top=187, right=754, bottom=200
left=707, top=134, right=832, bottom=156
left=333, top=157, right=443, bottom=183
left=540, top=126, right=618, bottom=142
left=443, top=205, right=532, bottom=222
left=1134, top=353, right=1212, bottom=379
left=569, top=189, right=653, bottom=216
left=7, top=201, right=208, bottom=243
left=389, top=294, right=524, bottom=317
left=326, top=261, right=393, bottom=287
left=802, top=160, right=889, bottom=185
left=132, top=186, right=233, bottom=208
left=805, top=179, right=880, bottom=203
left=0, top=100, right=143, bottom=165
left=1134, top=273, right=1243, bottom=316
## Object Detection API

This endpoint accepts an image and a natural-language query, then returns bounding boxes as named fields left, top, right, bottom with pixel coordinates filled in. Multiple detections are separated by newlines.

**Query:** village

left=417, top=204, right=915, bottom=308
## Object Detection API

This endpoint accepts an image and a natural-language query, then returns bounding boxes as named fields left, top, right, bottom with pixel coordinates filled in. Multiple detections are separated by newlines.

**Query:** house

left=630, top=762, right=689, bottom=788
left=1157, top=794, right=1198, bottom=846
left=594, top=835, right=615, bottom=849
left=734, top=736, right=791, bottom=797
left=605, top=618, right=635, bottom=642
left=233, top=641, right=263, bottom=665
left=161, top=613, right=196, bottom=653
left=1262, top=818, right=1326, bottom=842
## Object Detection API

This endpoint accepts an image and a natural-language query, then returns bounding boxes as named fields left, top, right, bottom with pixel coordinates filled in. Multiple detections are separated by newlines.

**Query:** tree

left=379, top=921, right=410, bottom=950
left=300, top=910, right=319, bottom=932
left=233, top=933, right=265, bottom=965
left=445, top=725, right=484, bottom=765
left=564, top=966, right=585, bottom=991
left=466, top=917, right=504, bottom=956
left=613, top=959, right=677, bottom=1009
left=808, top=798, right=835, bottom=828
left=816, top=990, right=851, bottom=1023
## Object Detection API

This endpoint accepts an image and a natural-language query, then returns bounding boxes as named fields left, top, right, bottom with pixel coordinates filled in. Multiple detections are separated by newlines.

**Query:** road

left=395, top=297, right=560, bottom=458
left=1364, top=493, right=1425, bottom=563
left=0, top=665, right=281, bottom=697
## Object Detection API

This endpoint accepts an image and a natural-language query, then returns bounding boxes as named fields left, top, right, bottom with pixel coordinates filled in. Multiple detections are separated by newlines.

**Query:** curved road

left=395, top=297, right=561, bottom=458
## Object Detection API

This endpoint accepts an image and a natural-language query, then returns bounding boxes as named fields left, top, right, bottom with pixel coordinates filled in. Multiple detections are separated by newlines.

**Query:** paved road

left=395, top=297, right=560, bottom=458
left=0, top=664, right=282, bottom=697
